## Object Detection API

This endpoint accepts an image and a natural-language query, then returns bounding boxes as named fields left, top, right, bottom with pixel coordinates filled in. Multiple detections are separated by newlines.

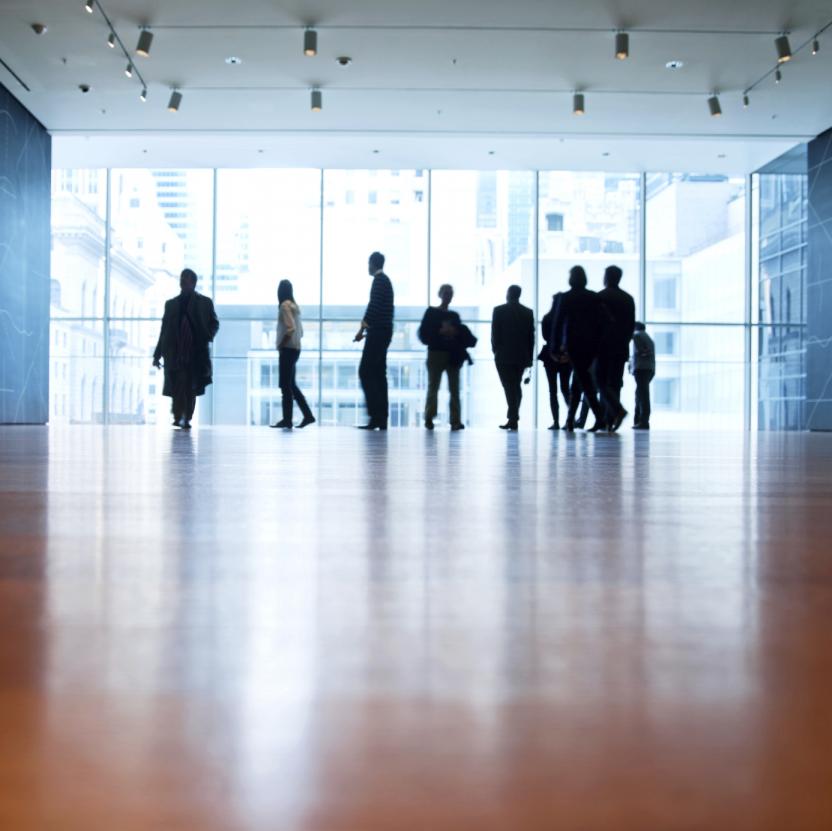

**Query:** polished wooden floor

left=1, top=425, right=831, bottom=830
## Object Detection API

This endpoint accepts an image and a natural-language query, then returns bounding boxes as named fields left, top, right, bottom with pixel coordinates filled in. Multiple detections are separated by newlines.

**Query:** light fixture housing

left=615, top=32, right=629, bottom=60
left=303, top=28, right=318, bottom=57
left=167, top=90, right=182, bottom=112
left=311, top=89, right=322, bottom=112
left=573, top=92, right=585, bottom=115
left=813, top=39, right=820, bottom=55
left=775, top=68, right=782, bottom=83
left=124, top=62, right=133, bottom=78
left=708, top=94, right=722, bottom=117
left=775, top=34, right=792, bottom=63
left=107, top=32, right=116, bottom=48
left=140, top=87, right=147, bottom=102
left=743, top=94, right=750, bottom=108
left=136, top=29, right=153, bottom=57
left=84, top=0, right=94, bottom=13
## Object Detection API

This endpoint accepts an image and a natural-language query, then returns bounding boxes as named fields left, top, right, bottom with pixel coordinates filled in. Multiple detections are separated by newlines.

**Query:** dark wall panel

left=807, top=128, right=832, bottom=430
left=0, top=82, right=51, bottom=423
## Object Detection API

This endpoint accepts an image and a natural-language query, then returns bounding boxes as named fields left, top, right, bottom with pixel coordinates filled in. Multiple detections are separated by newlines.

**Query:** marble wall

left=807, top=128, right=832, bottom=430
left=0, top=83, right=51, bottom=423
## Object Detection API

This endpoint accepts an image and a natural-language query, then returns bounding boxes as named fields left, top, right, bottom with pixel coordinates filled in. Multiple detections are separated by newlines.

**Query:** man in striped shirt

left=354, top=251, right=395, bottom=430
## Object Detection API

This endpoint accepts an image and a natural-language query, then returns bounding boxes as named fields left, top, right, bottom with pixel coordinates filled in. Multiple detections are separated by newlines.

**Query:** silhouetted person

left=597, top=265, right=636, bottom=432
left=419, top=284, right=476, bottom=431
left=538, top=292, right=571, bottom=430
left=551, top=266, right=605, bottom=432
left=631, top=321, right=655, bottom=430
left=491, top=284, right=534, bottom=430
left=270, top=279, right=315, bottom=430
left=354, top=251, right=394, bottom=430
left=153, top=268, right=219, bottom=429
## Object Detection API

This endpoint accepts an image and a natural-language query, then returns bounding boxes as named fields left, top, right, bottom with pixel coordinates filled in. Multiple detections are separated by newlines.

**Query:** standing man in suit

left=551, top=266, right=605, bottom=432
left=597, top=265, right=636, bottom=432
left=153, top=268, right=220, bottom=429
left=538, top=292, right=572, bottom=430
left=354, top=251, right=395, bottom=430
left=630, top=321, right=656, bottom=430
left=491, top=284, right=535, bottom=431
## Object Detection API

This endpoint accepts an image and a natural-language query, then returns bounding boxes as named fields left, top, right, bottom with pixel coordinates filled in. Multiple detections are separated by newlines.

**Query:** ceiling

left=1, top=0, right=830, bottom=171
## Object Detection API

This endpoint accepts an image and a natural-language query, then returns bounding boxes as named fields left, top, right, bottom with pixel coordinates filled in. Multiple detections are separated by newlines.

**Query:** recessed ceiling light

left=665, top=60, right=684, bottom=70
left=372, top=149, right=380, bottom=154
left=717, top=153, right=726, bottom=159
left=225, top=56, right=242, bottom=65
left=602, top=151, right=610, bottom=157
left=335, top=56, right=352, bottom=67
left=31, top=23, right=48, bottom=35
left=488, top=150, right=495, bottom=155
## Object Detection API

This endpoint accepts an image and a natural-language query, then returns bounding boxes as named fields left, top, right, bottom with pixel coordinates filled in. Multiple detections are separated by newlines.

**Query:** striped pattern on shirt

left=364, top=272, right=395, bottom=331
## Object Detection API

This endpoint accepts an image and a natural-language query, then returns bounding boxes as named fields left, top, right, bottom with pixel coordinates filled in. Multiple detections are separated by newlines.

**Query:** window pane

left=49, top=319, right=104, bottom=424
left=538, top=172, right=641, bottom=313
left=51, top=169, right=107, bottom=318
left=646, top=174, right=746, bottom=323
left=215, top=169, right=322, bottom=308
left=323, top=170, right=428, bottom=317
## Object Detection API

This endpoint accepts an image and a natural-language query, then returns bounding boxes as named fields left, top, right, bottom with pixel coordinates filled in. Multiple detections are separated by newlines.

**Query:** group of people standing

left=153, top=254, right=655, bottom=432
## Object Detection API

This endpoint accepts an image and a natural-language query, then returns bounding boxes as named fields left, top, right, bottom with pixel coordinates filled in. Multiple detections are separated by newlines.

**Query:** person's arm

left=417, top=308, right=431, bottom=346
left=491, top=308, right=500, bottom=355
left=279, top=301, right=296, bottom=348
left=355, top=278, right=378, bottom=341
left=207, top=298, right=220, bottom=341
left=527, top=312, right=535, bottom=367
left=153, top=304, right=169, bottom=367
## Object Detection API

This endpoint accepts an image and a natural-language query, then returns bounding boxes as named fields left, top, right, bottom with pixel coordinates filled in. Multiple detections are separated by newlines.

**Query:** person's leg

left=566, top=370, right=582, bottom=427
left=276, top=347, right=296, bottom=425
left=608, top=358, right=627, bottom=430
left=635, top=370, right=653, bottom=428
left=499, top=364, right=522, bottom=426
left=424, top=351, right=443, bottom=426
left=185, top=393, right=196, bottom=424
left=360, top=332, right=390, bottom=427
left=633, top=372, right=643, bottom=426
left=513, top=365, right=524, bottom=424
left=544, top=361, right=559, bottom=426
left=572, top=359, right=604, bottom=426
left=358, top=338, right=376, bottom=425
left=595, top=353, right=614, bottom=426
left=447, top=360, right=462, bottom=427
left=496, top=363, right=513, bottom=424
left=558, top=363, right=572, bottom=411
left=643, top=371, right=653, bottom=427
left=289, top=350, right=314, bottom=422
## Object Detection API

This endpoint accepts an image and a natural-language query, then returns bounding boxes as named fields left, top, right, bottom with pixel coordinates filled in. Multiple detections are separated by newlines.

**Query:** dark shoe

left=271, top=420, right=292, bottom=429
left=451, top=423, right=465, bottom=431
left=181, top=421, right=192, bottom=430
left=564, top=421, right=575, bottom=433
left=296, top=415, right=316, bottom=429
left=610, top=409, right=628, bottom=433
left=633, top=424, right=650, bottom=431
left=500, top=421, right=518, bottom=431
left=587, top=421, right=607, bottom=433
left=548, top=422, right=560, bottom=430
left=357, top=423, right=378, bottom=430
left=425, top=421, right=435, bottom=430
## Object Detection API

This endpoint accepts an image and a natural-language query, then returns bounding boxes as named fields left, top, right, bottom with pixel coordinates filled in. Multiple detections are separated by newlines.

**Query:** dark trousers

left=543, top=359, right=571, bottom=426
left=496, top=363, right=525, bottom=425
left=566, top=356, right=603, bottom=426
left=359, top=330, right=392, bottom=426
left=596, top=352, right=627, bottom=425
left=171, top=370, right=196, bottom=424
left=278, top=347, right=313, bottom=423
left=634, top=369, right=654, bottom=427
left=425, top=350, right=461, bottom=426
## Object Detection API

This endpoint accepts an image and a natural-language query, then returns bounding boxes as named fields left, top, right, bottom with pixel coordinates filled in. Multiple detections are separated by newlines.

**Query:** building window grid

left=53, top=167, right=785, bottom=430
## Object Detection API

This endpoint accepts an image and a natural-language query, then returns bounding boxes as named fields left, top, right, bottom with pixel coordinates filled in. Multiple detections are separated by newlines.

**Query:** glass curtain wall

left=50, top=168, right=759, bottom=429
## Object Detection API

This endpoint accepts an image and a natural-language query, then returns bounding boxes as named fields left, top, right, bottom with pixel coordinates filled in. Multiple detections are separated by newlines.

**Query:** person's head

left=180, top=268, right=197, bottom=294
left=634, top=321, right=646, bottom=332
left=277, top=279, right=294, bottom=304
left=568, top=266, right=587, bottom=289
left=604, top=265, right=623, bottom=288
left=438, top=284, right=454, bottom=306
left=368, top=251, right=385, bottom=275
left=506, top=284, right=522, bottom=303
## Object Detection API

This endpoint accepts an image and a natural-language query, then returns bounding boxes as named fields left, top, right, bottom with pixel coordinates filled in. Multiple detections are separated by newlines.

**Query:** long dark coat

left=153, top=292, right=220, bottom=397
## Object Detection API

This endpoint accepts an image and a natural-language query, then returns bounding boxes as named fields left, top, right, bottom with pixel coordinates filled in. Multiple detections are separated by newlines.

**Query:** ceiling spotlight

left=107, top=32, right=115, bottom=48
left=136, top=29, right=153, bottom=58
left=615, top=32, right=629, bottom=60
left=775, top=68, right=782, bottom=84
left=311, top=88, right=322, bottom=112
left=140, top=87, right=147, bottom=102
left=225, top=56, right=242, bottom=65
left=573, top=92, right=585, bottom=115
left=743, top=94, right=750, bottom=108
left=775, top=34, right=792, bottom=63
left=167, top=90, right=182, bottom=112
left=124, top=62, right=133, bottom=78
left=665, top=60, right=684, bottom=70
left=84, top=0, right=94, bottom=13
left=303, top=28, right=318, bottom=57
left=335, top=56, right=353, bottom=67
left=31, top=23, right=48, bottom=35
left=812, top=39, right=820, bottom=55
left=708, top=94, right=722, bottom=117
